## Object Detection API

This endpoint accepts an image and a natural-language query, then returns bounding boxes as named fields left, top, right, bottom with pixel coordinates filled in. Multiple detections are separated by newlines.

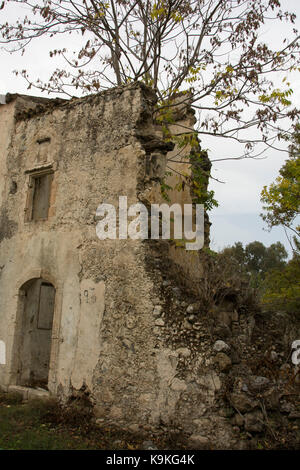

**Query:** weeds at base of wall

left=0, top=395, right=195, bottom=450
left=0, top=391, right=23, bottom=405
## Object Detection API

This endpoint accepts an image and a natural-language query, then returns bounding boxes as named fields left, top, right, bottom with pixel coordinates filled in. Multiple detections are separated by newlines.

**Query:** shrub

left=198, top=249, right=259, bottom=314
left=261, top=255, right=300, bottom=313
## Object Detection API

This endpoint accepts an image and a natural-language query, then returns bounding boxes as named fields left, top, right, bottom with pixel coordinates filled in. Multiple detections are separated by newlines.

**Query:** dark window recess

left=32, top=173, right=53, bottom=220
left=37, top=283, right=55, bottom=330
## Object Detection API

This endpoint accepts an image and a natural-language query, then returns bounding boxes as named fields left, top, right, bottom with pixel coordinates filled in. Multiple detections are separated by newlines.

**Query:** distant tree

left=261, top=123, right=300, bottom=254
left=221, top=240, right=299, bottom=312
left=245, top=240, right=288, bottom=275
left=262, top=253, right=300, bottom=313
left=222, top=242, right=245, bottom=266
left=221, top=240, right=288, bottom=280
left=244, top=241, right=268, bottom=275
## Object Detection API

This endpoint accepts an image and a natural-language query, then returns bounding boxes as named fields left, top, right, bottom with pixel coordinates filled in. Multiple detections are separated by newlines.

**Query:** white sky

left=0, top=0, right=299, bottom=256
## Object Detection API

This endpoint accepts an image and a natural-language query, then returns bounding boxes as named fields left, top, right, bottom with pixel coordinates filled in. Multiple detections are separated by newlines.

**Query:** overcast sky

left=0, top=0, right=299, bottom=256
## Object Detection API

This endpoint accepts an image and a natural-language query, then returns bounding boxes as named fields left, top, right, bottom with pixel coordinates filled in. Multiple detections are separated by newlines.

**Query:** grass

left=0, top=395, right=95, bottom=450
left=0, top=392, right=188, bottom=450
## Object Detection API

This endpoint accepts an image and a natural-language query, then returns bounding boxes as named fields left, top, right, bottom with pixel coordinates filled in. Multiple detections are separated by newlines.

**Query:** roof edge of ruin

left=4, top=82, right=158, bottom=121
left=3, top=92, right=62, bottom=105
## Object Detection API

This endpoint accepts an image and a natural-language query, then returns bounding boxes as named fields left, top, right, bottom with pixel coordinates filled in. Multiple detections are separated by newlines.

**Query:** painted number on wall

left=83, top=288, right=96, bottom=304
left=292, top=340, right=300, bottom=366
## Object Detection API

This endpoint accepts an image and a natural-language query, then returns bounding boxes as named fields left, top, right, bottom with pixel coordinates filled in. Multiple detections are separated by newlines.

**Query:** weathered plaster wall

left=1, top=85, right=206, bottom=421
left=0, top=102, right=13, bottom=207
left=0, top=85, right=156, bottom=394
left=0, top=101, right=18, bottom=240
left=0, top=83, right=228, bottom=444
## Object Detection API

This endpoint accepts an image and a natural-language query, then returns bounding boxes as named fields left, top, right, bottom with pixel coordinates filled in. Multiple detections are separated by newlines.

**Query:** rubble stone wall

left=1, top=84, right=298, bottom=450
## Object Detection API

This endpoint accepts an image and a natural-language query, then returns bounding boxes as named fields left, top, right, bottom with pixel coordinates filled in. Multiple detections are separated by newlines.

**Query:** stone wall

left=0, top=83, right=209, bottom=428
left=1, top=83, right=298, bottom=450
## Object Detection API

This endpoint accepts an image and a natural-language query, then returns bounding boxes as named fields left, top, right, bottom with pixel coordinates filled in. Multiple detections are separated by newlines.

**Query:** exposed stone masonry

left=0, top=83, right=299, bottom=449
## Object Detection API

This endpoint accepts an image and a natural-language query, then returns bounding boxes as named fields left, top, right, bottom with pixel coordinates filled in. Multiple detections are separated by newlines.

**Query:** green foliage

left=262, top=254, right=300, bottom=313
left=189, top=149, right=219, bottom=211
left=258, top=88, right=294, bottom=107
left=261, top=123, right=300, bottom=253
left=0, top=398, right=92, bottom=450
left=245, top=241, right=288, bottom=276
left=198, top=248, right=259, bottom=314
left=150, top=1, right=185, bottom=23
left=222, top=241, right=245, bottom=265
left=156, top=106, right=218, bottom=211
left=220, top=240, right=299, bottom=314
left=221, top=241, right=288, bottom=288
left=160, top=171, right=172, bottom=202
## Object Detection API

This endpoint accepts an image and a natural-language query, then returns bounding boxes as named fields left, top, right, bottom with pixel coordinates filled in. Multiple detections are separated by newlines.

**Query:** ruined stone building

left=1, top=82, right=299, bottom=449
left=0, top=83, right=212, bottom=422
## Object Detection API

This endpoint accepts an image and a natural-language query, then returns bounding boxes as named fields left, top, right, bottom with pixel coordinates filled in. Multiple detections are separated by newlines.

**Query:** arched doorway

left=16, top=278, right=56, bottom=388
